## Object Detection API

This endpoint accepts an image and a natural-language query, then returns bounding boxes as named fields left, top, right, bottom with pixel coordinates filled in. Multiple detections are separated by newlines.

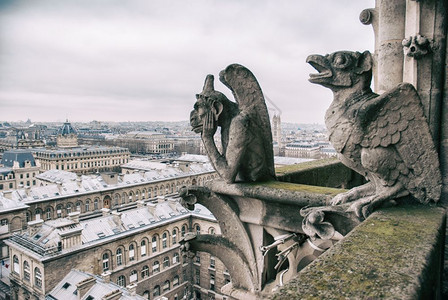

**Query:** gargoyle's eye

left=333, top=54, right=351, bottom=69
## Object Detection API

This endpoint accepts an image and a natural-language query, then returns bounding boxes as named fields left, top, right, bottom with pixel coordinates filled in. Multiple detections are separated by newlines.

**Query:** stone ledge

left=271, top=205, right=446, bottom=300
left=276, top=158, right=365, bottom=189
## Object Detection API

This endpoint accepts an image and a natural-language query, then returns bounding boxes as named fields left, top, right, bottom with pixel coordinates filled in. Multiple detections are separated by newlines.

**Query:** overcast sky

left=0, top=0, right=375, bottom=124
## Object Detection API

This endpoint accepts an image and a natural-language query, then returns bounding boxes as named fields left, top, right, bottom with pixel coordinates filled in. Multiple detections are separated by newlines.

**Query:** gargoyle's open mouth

left=306, top=55, right=332, bottom=83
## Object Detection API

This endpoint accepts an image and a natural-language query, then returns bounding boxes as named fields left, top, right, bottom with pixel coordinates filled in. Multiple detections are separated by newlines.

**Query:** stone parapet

left=271, top=205, right=446, bottom=299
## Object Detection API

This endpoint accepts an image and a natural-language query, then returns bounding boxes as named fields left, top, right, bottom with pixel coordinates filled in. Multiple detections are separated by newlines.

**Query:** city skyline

left=0, top=0, right=374, bottom=123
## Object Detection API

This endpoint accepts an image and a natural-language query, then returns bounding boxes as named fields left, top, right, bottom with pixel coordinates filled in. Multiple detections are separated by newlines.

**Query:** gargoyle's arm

left=202, top=114, right=248, bottom=183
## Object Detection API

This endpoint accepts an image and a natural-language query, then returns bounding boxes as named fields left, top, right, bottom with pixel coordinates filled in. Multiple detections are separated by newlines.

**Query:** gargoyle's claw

left=361, top=205, right=372, bottom=220
left=330, top=193, right=348, bottom=206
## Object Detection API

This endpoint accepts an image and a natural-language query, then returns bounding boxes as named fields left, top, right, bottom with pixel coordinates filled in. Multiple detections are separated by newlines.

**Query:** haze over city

left=0, top=0, right=374, bottom=123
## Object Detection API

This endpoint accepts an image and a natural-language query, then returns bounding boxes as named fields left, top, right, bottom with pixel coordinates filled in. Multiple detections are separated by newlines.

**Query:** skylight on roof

left=62, top=282, right=71, bottom=289
left=97, top=232, right=106, bottom=238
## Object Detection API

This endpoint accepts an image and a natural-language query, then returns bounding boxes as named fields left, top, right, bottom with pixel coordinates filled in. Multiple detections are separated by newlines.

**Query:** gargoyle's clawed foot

left=330, top=192, right=352, bottom=205
left=331, top=182, right=375, bottom=206
left=348, top=197, right=375, bottom=219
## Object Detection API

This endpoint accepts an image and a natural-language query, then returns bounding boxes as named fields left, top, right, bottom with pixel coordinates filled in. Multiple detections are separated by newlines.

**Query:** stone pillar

left=376, top=0, right=406, bottom=94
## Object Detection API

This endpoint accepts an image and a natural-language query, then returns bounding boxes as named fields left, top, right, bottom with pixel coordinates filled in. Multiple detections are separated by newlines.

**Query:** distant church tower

left=56, top=119, right=78, bottom=148
left=272, top=114, right=282, bottom=146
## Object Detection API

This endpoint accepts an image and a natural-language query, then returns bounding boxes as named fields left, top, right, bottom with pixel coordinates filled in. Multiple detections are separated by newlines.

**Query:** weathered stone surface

left=190, top=64, right=275, bottom=183
left=307, top=50, right=442, bottom=219
left=271, top=205, right=446, bottom=300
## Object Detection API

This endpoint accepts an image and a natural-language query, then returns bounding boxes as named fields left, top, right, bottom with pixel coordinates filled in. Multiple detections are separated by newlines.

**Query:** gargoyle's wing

left=219, top=64, right=275, bottom=176
left=362, top=83, right=441, bottom=203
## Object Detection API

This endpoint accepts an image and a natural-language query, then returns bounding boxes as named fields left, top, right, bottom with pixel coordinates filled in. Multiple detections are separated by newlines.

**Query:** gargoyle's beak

left=306, top=54, right=332, bottom=83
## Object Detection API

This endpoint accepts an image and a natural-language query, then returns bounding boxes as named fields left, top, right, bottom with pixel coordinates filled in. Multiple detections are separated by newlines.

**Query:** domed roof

left=58, top=119, right=77, bottom=136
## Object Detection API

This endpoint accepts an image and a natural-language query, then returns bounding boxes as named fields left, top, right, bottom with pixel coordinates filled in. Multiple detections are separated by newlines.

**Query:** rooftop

left=1, top=149, right=36, bottom=168
left=47, top=269, right=146, bottom=300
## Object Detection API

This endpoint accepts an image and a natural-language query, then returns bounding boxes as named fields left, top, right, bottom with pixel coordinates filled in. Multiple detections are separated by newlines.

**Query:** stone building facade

left=0, top=163, right=217, bottom=260
left=0, top=149, right=41, bottom=191
left=33, top=146, right=130, bottom=174
left=6, top=198, right=228, bottom=300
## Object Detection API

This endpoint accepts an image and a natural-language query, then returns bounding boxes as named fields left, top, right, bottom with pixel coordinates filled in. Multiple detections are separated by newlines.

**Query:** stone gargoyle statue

left=305, top=50, right=441, bottom=220
left=190, top=64, right=276, bottom=183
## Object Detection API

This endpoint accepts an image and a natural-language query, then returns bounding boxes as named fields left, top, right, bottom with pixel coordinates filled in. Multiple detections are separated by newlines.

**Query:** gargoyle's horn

left=202, top=74, right=215, bottom=94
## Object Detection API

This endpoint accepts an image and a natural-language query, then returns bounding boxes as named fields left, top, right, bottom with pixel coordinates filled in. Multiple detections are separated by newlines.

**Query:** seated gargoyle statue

left=306, top=50, right=442, bottom=219
left=190, top=64, right=276, bottom=183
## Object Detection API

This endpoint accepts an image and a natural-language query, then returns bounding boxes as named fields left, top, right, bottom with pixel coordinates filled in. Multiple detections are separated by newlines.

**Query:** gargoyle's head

left=306, top=51, right=373, bottom=92
left=190, top=75, right=236, bottom=133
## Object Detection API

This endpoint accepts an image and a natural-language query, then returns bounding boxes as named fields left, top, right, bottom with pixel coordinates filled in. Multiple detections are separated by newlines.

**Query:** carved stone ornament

left=305, top=50, right=442, bottom=221
left=402, top=35, right=431, bottom=58
left=190, top=64, right=276, bottom=183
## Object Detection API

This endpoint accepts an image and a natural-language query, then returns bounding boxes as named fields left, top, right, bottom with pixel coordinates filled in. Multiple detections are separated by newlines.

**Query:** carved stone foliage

left=305, top=50, right=441, bottom=222
left=189, top=64, right=276, bottom=183
left=402, top=35, right=431, bottom=58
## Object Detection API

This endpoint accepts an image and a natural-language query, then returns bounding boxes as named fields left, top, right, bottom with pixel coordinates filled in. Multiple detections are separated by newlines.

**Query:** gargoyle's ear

left=212, top=101, right=224, bottom=121
left=355, top=51, right=373, bottom=74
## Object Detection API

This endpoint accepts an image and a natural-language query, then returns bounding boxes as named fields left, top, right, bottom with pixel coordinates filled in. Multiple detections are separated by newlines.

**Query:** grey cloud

left=0, top=0, right=375, bottom=123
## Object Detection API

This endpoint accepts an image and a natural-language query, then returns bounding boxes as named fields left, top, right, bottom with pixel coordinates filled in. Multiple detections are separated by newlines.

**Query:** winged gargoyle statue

left=306, top=50, right=441, bottom=219
left=190, top=64, right=276, bottom=183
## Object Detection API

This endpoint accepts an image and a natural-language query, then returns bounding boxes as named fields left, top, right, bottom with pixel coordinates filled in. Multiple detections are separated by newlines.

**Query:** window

left=141, top=240, right=147, bottom=257
left=153, top=285, right=160, bottom=297
left=173, top=253, right=179, bottom=264
left=181, top=225, right=186, bottom=237
left=23, top=261, right=30, bottom=281
left=13, top=256, right=20, bottom=274
left=122, top=193, right=126, bottom=204
left=35, top=209, right=42, bottom=220
left=195, top=269, right=200, bottom=285
left=26, top=212, right=30, bottom=223
left=0, top=219, right=8, bottom=226
left=172, top=229, right=177, bottom=244
left=210, top=256, right=215, bottom=269
left=209, top=227, right=215, bottom=235
left=46, top=208, right=52, bottom=220
left=173, top=275, right=179, bottom=287
left=141, top=265, right=149, bottom=278
left=66, top=204, right=72, bottom=214
left=130, top=270, right=137, bottom=283
left=163, top=256, right=170, bottom=268
left=195, top=254, right=200, bottom=264
left=85, top=200, right=90, bottom=212
left=162, top=232, right=168, bottom=249
left=210, top=274, right=215, bottom=291
left=102, top=253, right=109, bottom=272
left=34, top=267, right=42, bottom=288
left=163, top=280, right=170, bottom=292
left=116, top=248, right=123, bottom=266
left=129, top=244, right=135, bottom=261
left=196, top=225, right=201, bottom=235
left=114, top=194, right=120, bottom=206
left=76, top=202, right=81, bottom=211
left=153, top=261, right=160, bottom=273
left=152, top=236, right=157, bottom=253
left=117, top=275, right=126, bottom=287
left=94, top=199, right=99, bottom=210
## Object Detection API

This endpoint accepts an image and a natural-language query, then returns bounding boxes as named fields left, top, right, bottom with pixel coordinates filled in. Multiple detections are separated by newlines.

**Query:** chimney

left=100, top=172, right=118, bottom=185
left=76, top=277, right=96, bottom=300
left=157, top=196, right=165, bottom=203
left=126, top=283, right=137, bottom=296
left=146, top=202, right=156, bottom=215
left=76, top=177, right=82, bottom=188
left=101, top=270, right=111, bottom=283
left=102, top=289, right=122, bottom=300
left=28, top=219, right=44, bottom=236
left=111, top=211, right=122, bottom=226
left=101, top=208, right=110, bottom=217
left=68, top=211, right=80, bottom=223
